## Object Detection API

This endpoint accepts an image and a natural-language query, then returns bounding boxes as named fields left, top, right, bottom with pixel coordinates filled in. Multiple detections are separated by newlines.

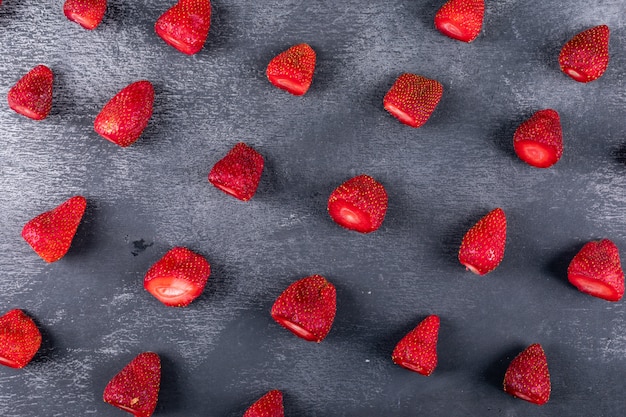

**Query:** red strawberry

left=7, top=65, right=53, bottom=121
left=103, top=352, right=161, bottom=417
left=208, top=142, right=264, bottom=201
left=567, top=239, right=624, bottom=302
left=327, top=174, right=388, bottom=234
left=434, top=0, right=485, bottom=43
left=503, top=343, right=551, bottom=405
left=458, top=208, right=506, bottom=275
left=144, top=247, right=211, bottom=307
left=155, top=0, right=211, bottom=55
left=559, top=25, right=609, bottom=83
left=22, top=195, right=87, bottom=263
left=391, top=315, right=440, bottom=376
left=271, top=275, right=336, bottom=342
left=243, top=390, right=284, bottom=417
left=63, top=0, right=107, bottom=30
left=94, top=80, right=154, bottom=147
left=266, top=43, right=316, bottom=96
left=513, top=109, right=563, bottom=168
left=0, top=309, right=42, bottom=369
left=383, top=73, right=443, bottom=128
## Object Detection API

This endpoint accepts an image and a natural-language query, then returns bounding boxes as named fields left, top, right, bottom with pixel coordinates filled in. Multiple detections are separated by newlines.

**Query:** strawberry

left=22, top=195, right=87, bottom=263
left=567, top=239, right=624, bottom=302
left=383, top=73, right=443, bottom=128
left=434, top=0, right=485, bottom=43
left=503, top=343, right=551, bottom=405
left=208, top=142, right=264, bottom=201
left=327, top=174, right=388, bottom=234
left=513, top=109, right=563, bottom=168
left=391, top=315, right=440, bottom=376
left=63, top=0, right=107, bottom=30
left=458, top=208, right=507, bottom=275
left=0, top=309, right=42, bottom=369
left=243, top=390, right=284, bottom=417
left=271, top=275, right=336, bottom=342
left=94, top=80, right=154, bottom=147
left=559, top=25, right=610, bottom=83
left=144, top=247, right=211, bottom=307
left=155, top=0, right=211, bottom=55
left=103, top=352, right=161, bottom=417
left=266, top=43, right=316, bottom=96
left=7, top=65, right=53, bottom=121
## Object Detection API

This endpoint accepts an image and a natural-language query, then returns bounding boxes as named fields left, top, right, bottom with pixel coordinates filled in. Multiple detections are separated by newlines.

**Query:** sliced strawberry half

left=513, top=109, right=563, bottom=168
left=0, top=309, right=42, bottom=369
left=155, top=0, right=212, bottom=55
left=144, top=247, right=211, bottom=307
left=266, top=43, right=316, bottom=96
left=567, top=239, right=624, bottom=302
left=392, top=315, right=440, bottom=376
left=63, top=0, right=107, bottom=30
left=559, top=25, right=609, bottom=83
left=208, top=142, right=265, bottom=201
left=383, top=73, right=443, bottom=128
left=458, top=207, right=507, bottom=275
left=327, top=174, right=388, bottom=233
left=7, top=65, right=53, bottom=121
left=434, top=0, right=485, bottom=43
left=503, top=343, right=551, bottom=405
left=243, top=390, right=284, bottom=417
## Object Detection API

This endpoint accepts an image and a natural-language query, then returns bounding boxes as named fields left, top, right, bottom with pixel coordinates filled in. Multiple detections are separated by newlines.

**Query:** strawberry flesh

left=458, top=208, right=507, bottom=275
left=63, top=0, right=107, bottom=30
left=392, top=315, right=440, bottom=376
left=567, top=239, right=624, bottom=302
left=144, top=247, right=211, bottom=307
left=7, top=65, right=53, bottom=120
left=22, top=196, right=87, bottom=263
left=271, top=275, right=337, bottom=342
left=327, top=174, right=388, bottom=233
left=0, top=309, right=42, bottom=369
left=244, top=390, right=284, bottom=417
left=559, top=25, right=610, bottom=83
left=155, top=0, right=212, bottom=55
left=266, top=43, right=316, bottom=96
left=513, top=109, right=563, bottom=168
left=383, top=73, right=443, bottom=128
left=209, top=142, right=264, bottom=201
left=94, top=80, right=154, bottom=147
left=434, top=0, right=485, bottom=43
left=504, top=343, right=551, bottom=405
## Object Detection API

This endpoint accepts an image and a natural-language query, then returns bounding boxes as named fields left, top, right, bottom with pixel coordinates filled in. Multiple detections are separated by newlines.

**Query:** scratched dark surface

left=0, top=0, right=625, bottom=416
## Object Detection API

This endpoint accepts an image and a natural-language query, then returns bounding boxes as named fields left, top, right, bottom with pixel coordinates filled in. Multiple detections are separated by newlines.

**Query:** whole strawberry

left=155, top=0, right=211, bottom=55
left=392, top=315, right=440, bottom=376
left=458, top=208, right=507, bottom=275
left=327, top=174, right=388, bottom=233
left=94, top=80, right=154, bottom=147
left=63, top=0, right=107, bottom=30
left=567, top=239, right=624, bottom=302
left=503, top=343, right=551, bottom=405
left=144, top=247, right=211, bottom=307
left=434, top=0, right=485, bottom=43
left=22, top=196, right=87, bottom=263
left=243, top=390, right=284, bottom=417
left=271, top=275, right=337, bottom=342
left=0, top=309, right=42, bottom=369
left=266, top=43, right=316, bottom=96
left=7, top=65, right=53, bottom=120
left=559, top=25, right=609, bottom=83
left=383, top=73, right=443, bottom=128
left=103, top=352, right=161, bottom=417
left=208, top=142, right=264, bottom=201
left=513, top=109, right=563, bottom=168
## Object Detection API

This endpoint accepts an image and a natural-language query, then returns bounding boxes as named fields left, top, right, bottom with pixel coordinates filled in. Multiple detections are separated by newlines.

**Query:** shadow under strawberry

left=28, top=312, right=58, bottom=366
left=482, top=344, right=527, bottom=391
left=416, top=0, right=441, bottom=31
left=490, top=112, right=529, bottom=160
left=154, top=353, right=184, bottom=414
left=63, top=197, right=99, bottom=261
left=439, top=209, right=489, bottom=270
left=200, top=0, right=236, bottom=54
left=544, top=242, right=584, bottom=289
left=610, top=143, right=626, bottom=166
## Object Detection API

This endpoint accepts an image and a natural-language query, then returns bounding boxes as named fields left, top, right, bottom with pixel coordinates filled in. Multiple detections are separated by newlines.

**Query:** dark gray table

left=0, top=1, right=624, bottom=416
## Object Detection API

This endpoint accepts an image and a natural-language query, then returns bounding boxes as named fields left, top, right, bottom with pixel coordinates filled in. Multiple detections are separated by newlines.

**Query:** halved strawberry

left=266, top=43, right=316, bottom=96
left=208, top=142, right=265, bottom=201
left=327, top=174, right=388, bottom=233
left=155, top=0, right=211, bottom=55
left=559, top=25, right=610, bottom=83
left=0, top=309, right=42, bottom=369
left=63, top=0, right=107, bottom=30
left=392, top=315, right=440, bottom=376
left=7, top=65, right=53, bottom=121
left=94, top=80, right=154, bottom=147
left=567, top=239, right=624, bottom=302
left=243, top=390, right=284, bottom=417
left=503, top=343, right=551, bottom=405
left=22, top=196, right=87, bottom=263
left=434, top=0, right=485, bottom=43
left=513, top=109, right=563, bottom=168
left=103, top=352, right=161, bottom=417
left=144, top=247, right=210, bottom=307
left=271, top=275, right=337, bottom=342
left=458, top=208, right=507, bottom=275
left=383, top=73, right=443, bottom=128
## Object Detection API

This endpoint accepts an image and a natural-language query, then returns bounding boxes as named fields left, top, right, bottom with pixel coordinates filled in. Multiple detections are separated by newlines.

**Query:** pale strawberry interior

left=328, top=201, right=372, bottom=233
left=436, top=19, right=468, bottom=41
left=383, top=102, right=417, bottom=127
left=273, top=316, right=317, bottom=342
left=396, top=359, right=427, bottom=375
left=155, top=27, right=195, bottom=55
left=508, top=388, right=535, bottom=403
left=213, top=183, right=244, bottom=200
left=461, top=262, right=482, bottom=276
left=570, top=274, right=618, bottom=301
left=10, top=103, right=43, bottom=121
left=515, top=141, right=556, bottom=168
left=66, top=11, right=97, bottom=30
left=0, top=355, right=22, bottom=369
left=146, top=276, right=197, bottom=304
left=564, top=67, right=587, bottom=82
left=111, top=402, right=141, bottom=415
left=268, top=75, right=307, bottom=96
